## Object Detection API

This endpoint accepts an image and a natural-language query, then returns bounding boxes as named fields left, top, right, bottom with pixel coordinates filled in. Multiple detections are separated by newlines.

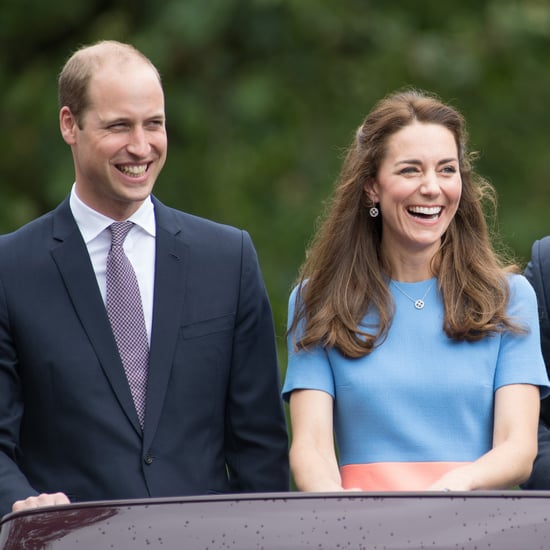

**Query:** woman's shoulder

left=506, top=272, right=533, bottom=293
left=288, top=279, right=309, bottom=304
left=505, top=272, right=538, bottom=310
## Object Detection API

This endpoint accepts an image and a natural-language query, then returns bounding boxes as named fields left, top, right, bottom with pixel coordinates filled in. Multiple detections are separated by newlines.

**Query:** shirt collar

left=69, top=184, right=156, bottom=243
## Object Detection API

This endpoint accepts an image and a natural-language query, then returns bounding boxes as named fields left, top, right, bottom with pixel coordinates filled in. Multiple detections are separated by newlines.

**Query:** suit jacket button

left=144, top=454, right=154, bottom=465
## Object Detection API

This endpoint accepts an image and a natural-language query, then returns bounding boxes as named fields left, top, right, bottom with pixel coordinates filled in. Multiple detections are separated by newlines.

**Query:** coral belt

left=341, top=461, right=469, bottom=491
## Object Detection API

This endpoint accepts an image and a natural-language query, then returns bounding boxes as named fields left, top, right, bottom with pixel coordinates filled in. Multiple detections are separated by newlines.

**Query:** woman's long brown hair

left=289, top=89, right=523, bottom=358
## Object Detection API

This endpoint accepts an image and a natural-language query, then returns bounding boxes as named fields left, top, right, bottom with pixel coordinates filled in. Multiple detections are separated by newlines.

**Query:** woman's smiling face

left=366, top=121, right=462, bottom=265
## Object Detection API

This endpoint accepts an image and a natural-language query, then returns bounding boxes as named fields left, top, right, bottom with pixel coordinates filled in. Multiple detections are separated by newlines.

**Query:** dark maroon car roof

left=1, top=491, right=549, bottom=549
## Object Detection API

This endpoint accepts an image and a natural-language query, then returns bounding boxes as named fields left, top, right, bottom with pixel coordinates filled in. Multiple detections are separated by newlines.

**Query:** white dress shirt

left=69, top=185, right=156, bottom=343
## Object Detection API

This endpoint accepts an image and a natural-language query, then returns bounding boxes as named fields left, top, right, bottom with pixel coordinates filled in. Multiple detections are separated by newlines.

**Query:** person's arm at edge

left=525, top=237, right=550, bottom=369
left=525, top=237, right=550, bottom=428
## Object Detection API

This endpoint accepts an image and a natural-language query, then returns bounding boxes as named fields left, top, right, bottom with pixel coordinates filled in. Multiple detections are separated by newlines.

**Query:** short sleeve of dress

left=282, top=285, right=335, bottom=403
left=494, top=274, right=550, bottom=398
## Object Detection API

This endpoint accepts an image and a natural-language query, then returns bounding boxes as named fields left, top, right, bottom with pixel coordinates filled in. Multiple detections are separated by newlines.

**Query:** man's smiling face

left=60, top=57, right=167, bottom=220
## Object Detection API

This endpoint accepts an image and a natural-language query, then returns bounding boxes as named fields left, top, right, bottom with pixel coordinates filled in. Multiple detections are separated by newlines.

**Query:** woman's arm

left=289, top=389, right=344, bottom=491
left=429, top=383, right=540, bottom=491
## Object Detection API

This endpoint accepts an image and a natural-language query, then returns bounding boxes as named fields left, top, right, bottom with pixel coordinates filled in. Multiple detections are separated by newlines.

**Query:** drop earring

left=369, top=205, right=379, bottom=218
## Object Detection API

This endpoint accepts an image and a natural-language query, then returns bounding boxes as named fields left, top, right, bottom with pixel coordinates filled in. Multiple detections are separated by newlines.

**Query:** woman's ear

left=363, top=180, right=379, bottom=204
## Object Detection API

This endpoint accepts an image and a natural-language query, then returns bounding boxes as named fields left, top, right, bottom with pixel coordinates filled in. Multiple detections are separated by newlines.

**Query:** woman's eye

left=399, top=166, right=418, bottom=175
left=441, top=165, right=457, bottom=174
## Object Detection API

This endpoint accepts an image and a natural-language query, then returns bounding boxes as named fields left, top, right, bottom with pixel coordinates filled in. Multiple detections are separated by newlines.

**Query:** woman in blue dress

left=283, top=89, right=549, bottom=492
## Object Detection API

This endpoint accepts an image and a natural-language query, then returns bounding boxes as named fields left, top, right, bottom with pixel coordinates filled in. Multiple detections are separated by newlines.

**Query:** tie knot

left=109, top=221, right=134, bottom=247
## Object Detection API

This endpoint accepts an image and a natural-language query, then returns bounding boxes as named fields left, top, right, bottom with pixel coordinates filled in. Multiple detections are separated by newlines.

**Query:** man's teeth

left=408, top=206, right=442, bottom=216
left=119, top=164, right=147, bottom=176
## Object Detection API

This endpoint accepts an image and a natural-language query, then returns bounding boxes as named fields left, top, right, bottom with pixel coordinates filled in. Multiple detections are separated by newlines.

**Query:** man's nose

left=126, top=127, right=150, bottom=156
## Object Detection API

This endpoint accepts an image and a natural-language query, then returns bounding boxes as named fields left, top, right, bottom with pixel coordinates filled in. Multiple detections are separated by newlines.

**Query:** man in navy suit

left=0, top=40, right=289, bottom=516
left=522, top=236, right=550, bottom=489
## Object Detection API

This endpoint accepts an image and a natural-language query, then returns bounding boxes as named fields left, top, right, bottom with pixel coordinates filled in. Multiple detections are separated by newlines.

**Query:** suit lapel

left=50, top=199, right=142, bottom=435
left=143, top=200, right=188, bottom=447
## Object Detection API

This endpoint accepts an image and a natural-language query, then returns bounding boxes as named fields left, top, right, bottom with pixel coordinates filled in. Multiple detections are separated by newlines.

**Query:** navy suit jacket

left=525, top=236, right=550, bottom=426
left=0, top=196, right=289, bottom=516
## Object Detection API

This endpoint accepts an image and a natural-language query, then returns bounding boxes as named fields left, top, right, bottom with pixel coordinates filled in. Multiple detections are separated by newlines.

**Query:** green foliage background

left=2, top=0, right=550, bottom=376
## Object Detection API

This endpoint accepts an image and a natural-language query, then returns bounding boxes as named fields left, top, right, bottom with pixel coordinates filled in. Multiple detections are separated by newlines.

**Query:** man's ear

left=59, top=106, right=78, bottom=145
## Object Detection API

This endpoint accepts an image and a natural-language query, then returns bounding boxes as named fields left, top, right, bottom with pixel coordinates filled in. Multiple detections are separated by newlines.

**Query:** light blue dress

left=283, top=275, right=550, bottom=489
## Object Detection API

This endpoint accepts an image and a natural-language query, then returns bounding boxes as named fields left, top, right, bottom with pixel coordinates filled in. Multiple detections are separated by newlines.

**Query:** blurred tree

left=1, top=0, right=550, bottom=370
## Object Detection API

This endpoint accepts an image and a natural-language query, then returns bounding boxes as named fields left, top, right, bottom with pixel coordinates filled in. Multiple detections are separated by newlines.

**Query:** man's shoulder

left=534, top=236, right=550, bottom=257
left=529, top=236, right=550, bottom=277
left=0, top=199, right=74, bottom=262
left=0, top=208, right=58, bottom=244
left=154, top=199, right=244, bottom=240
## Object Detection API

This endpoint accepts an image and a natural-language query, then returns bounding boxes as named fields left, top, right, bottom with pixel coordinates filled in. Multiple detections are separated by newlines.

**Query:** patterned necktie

left=106, top=221, right=149, bottom=428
